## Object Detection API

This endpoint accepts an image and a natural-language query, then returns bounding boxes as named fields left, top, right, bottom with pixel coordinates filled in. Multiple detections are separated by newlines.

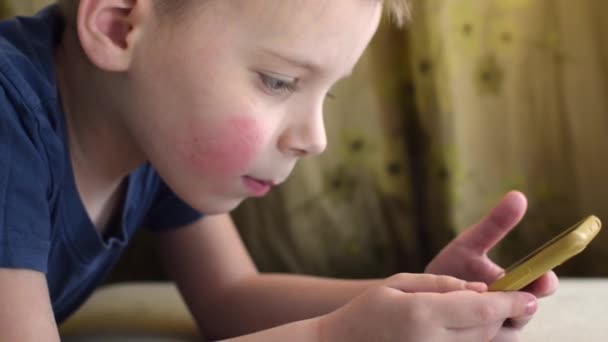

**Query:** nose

left=278, top=106, right=327, bottom=158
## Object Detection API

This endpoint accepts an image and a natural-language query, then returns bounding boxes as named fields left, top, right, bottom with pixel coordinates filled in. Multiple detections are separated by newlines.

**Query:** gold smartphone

left=489, top=215, right=602, bottom=291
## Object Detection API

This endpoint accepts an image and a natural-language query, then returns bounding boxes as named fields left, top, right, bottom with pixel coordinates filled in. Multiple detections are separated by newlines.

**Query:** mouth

left=242, top=176, right=274, bottom=197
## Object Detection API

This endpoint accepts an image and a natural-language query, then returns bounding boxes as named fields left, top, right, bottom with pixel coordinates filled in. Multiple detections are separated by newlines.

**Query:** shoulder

left=0, top=6, right=67, bottom=182
left=0, top=5, right=63, bottom=111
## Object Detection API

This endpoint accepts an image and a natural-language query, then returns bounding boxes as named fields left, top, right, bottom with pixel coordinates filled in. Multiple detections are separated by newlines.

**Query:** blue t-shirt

left=0, top=5, right=203, bottom=323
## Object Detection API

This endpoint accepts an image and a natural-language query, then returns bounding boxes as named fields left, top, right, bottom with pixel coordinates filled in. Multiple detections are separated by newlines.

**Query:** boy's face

left=124, top=0, right=382, bottom=214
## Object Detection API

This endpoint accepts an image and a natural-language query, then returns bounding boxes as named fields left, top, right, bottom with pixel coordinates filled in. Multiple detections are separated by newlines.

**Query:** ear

left=76, top=0, right=151, bottom=72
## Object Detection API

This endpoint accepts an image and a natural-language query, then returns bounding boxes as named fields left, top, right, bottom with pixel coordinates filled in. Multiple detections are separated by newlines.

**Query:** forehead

left=236, top=1, right=378, bottom=31
left=227, top=1, right=380, bottom=27
left=191, top=0, right=383, bottom=75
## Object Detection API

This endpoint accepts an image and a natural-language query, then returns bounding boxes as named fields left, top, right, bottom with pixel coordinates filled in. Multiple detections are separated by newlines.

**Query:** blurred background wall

left=3, top=0, right=607, bottom=280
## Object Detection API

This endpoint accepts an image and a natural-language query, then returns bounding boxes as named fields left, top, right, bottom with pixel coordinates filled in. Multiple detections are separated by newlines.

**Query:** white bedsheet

left=62, top=278, right=608, bottom=341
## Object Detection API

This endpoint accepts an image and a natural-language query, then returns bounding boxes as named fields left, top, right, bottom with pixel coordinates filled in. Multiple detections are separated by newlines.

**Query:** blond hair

left=383, top=0, right=411, bottom=26
left=57, top=0, right=410, bottom=26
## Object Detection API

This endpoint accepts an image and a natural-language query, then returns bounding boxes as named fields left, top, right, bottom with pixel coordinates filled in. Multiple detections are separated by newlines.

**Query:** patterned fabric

left=0, top=0, right=49, bottom=17
left=407, top=0, right=608, bottom=275
left=3, top=0, right=606, bottom=279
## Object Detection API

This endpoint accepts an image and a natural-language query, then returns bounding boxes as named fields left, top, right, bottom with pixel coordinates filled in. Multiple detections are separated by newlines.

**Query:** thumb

left=458, top=191, right=528, bottom=254
left=384, top=273, right=487, bottom=293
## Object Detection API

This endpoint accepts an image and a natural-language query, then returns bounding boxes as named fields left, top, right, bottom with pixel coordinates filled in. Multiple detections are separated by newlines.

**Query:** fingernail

left=466, top=282, right=488, bottom=292
left=525, top=298, right=538, bottom=315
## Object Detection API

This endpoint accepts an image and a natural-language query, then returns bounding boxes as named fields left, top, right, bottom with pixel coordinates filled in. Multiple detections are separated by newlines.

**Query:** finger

left=503, top=314, right=533, bottom=330
left=385, top=273, right=488, bottom=293
left=522, top=271, right=559, bottom=298
left=435, top=291, right=537, bottom=328
left=446, top=322, right=503, bottom=342
left=458, top=191, right=527, bottom=254
left=490, top=326, right=521, bottom=342
left=471, top=257, right=506, bottom=285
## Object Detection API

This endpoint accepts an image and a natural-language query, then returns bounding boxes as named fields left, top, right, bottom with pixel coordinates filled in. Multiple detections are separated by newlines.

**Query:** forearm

left=0, top=269, right=60, bottom=342
left=218, top=316, right=320, bottom=342
left=200, top=273, right=380, bottom=339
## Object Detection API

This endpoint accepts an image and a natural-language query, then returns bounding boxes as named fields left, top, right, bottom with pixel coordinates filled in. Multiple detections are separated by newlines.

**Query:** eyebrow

left=260, top=48, right=321, bottom=72
left=259, top=48, right=353, bottom=78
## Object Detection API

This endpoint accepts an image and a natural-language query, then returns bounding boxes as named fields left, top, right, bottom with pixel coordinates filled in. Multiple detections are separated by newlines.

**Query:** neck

left=54, top=28, right=145, bottom=190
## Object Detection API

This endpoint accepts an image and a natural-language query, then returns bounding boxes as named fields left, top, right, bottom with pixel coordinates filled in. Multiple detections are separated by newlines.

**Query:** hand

left=381, top=272, right=488, bottom=293
left=425, top=191, right=559, bottom=340
left=319, top=274, right=538, bottom=342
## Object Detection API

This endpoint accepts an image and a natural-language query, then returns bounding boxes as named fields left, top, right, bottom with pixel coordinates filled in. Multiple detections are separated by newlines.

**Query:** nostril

left=290, top=147, right=308, bottom=157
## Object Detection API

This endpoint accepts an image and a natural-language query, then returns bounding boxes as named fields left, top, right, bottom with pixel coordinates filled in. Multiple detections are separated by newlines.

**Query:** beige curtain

left=3, top=0, right=606, bottom=279
left=0, top=0, right=48, bottom=17
left=408, top=0, right=608, bottom=274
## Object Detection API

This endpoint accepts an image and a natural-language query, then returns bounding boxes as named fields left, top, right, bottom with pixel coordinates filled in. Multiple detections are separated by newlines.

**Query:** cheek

left=176, top=117, right=263, bottom=178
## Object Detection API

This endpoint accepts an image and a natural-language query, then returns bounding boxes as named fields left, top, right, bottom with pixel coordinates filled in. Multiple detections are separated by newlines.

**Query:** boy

left=0, top=0, right=557, bottom=341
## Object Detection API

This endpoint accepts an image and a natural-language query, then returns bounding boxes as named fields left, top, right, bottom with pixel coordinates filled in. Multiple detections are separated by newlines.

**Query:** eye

left=259, top=73, right=299, bottom=95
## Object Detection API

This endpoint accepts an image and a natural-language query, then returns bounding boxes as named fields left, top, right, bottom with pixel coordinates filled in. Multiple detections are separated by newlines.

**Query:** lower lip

left=242, top=176, right=272, bottom=197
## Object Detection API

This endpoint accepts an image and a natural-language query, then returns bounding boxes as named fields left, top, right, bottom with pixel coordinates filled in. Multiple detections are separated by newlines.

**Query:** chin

left=191, top=195, right=245, bottom=215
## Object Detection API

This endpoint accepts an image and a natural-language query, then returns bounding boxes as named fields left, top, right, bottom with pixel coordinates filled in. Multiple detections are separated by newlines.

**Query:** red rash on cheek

left=177, top=117, right=262, bottom=177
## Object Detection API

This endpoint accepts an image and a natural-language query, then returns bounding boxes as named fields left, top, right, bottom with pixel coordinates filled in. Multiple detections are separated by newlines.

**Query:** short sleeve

left=145, top=179, right=203, bottom=231
left=0, top=87, right=51, bottom=272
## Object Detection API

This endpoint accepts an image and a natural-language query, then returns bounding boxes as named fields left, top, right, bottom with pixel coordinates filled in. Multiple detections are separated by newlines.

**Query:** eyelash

left=259, top=73, right=299, bottom=95
left=258, top=73, right=337, bottom=100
